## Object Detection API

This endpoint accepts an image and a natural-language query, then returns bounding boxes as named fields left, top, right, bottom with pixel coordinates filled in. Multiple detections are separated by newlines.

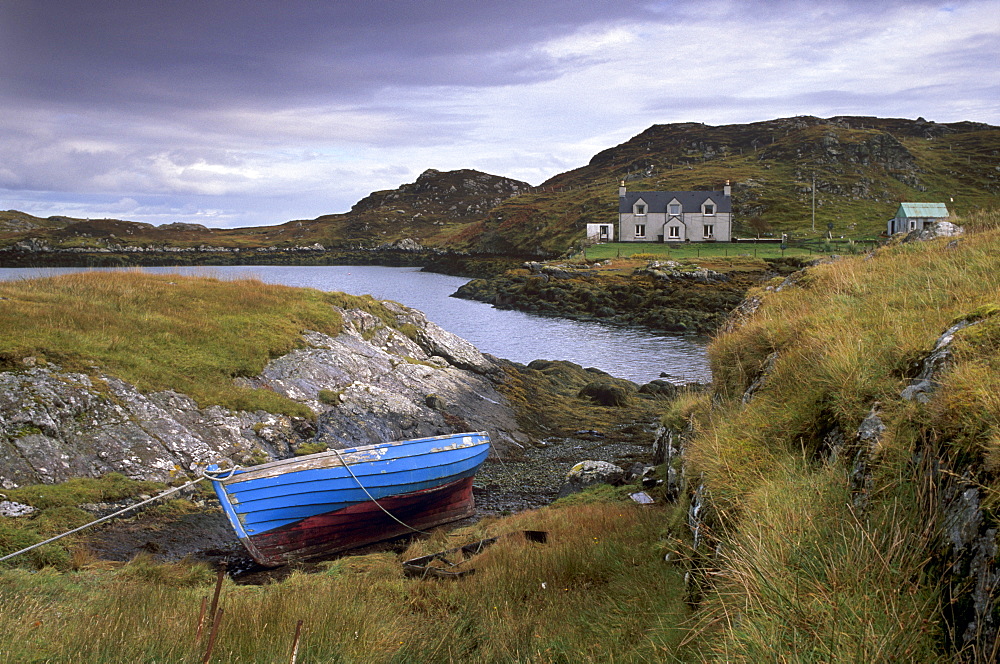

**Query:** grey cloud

left=0, top=0, right=652, bottom=111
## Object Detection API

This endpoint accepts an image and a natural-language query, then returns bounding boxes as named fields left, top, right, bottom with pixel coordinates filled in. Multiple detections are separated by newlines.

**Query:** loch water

left=0, top=265, right=710, bottom=385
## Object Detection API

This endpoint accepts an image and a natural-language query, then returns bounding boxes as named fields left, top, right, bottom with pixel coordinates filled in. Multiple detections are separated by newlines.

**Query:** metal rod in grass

left=209, top=562, right=227, bottom=625
left=289, top=620, right=305, bottom=664
left=202, top=608, right=224, bottom=664
left=195, top=596, right=208, bottom=642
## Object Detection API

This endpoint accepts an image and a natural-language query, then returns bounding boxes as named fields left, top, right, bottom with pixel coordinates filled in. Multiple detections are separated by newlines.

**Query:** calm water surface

left=0, top=265, right=710, bottom=384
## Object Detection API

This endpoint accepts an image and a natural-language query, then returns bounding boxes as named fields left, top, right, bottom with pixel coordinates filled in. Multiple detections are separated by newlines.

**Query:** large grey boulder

left=901, top=221, right=964, bottom=243
left=248, top=306, right=524, bottom=450
left=558, top=460, right=625, bottom=497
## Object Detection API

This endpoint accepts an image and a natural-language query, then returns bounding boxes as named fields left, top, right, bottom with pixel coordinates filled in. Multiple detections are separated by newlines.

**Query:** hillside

left=1, top=115, right=997, bottom=262
left=672, top=208, right=1000, bottom=659
left=0, top=168, right=532, bottom=257
left=463, top=116, right=1000, bottom=255
left=2, top=213, right=1000, bottom=660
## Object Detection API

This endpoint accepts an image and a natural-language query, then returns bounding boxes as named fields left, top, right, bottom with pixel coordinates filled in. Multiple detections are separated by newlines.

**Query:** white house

left=887, top=202, right=950, bottom=235
left=618, top=182, right=732, bottom=243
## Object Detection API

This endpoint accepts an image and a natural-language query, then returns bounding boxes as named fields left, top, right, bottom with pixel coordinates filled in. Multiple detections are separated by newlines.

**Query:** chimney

left=724, top=180, right=731, bottom=197
left=619, top=180, right=627, bottom=198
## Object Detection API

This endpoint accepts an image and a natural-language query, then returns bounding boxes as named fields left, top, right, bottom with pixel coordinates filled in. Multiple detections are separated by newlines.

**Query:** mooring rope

left=331, top=448, right=431, bottom=535
left=0, top=476, right=208, bottom=563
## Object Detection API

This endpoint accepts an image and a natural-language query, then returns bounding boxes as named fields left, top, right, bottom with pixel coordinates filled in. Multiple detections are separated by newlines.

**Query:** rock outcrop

left=0, top=302, right=528, bottom=488
left=557, top=460, right=625, bottom=497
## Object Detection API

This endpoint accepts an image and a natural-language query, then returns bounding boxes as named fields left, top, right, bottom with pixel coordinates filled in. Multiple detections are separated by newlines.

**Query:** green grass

left=0, top=271, right=408, bottom=417
left=0, top=474, right=170, bottom=570
left=581, top=241, right=839, bottom=262
left=0, top=499, right=691, bottom=663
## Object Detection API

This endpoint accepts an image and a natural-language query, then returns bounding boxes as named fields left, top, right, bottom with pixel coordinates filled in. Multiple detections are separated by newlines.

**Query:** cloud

left=0, top=0, right=996, bottom=228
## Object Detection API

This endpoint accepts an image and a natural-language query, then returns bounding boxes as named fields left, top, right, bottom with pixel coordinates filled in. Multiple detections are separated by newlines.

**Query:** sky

left=1, top=0, right=997, bottom=229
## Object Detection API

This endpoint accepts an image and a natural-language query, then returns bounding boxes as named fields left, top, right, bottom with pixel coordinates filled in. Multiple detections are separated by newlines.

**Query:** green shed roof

left=897, top=202, right=949, bottom=218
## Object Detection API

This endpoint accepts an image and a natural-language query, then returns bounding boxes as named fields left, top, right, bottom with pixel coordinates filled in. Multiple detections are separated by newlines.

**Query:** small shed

left=888, top=202, right=949, bottom=235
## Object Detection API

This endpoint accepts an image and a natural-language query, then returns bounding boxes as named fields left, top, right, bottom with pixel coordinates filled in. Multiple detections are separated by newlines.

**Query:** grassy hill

left=462, top=116, right=1000, bottom=255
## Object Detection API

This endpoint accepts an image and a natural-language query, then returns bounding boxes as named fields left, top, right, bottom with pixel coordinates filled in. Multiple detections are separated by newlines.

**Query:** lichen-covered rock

left=0, top=367, right=288, bottom=487
left=557, top=460, right=625, bottom=497
left=639, top=261, right=730, bottom=284
left=0, top=500, right=35, bottom=517
left=0, top=302, right=528, bottom=487
left=902, top=221, right=964, bottom=243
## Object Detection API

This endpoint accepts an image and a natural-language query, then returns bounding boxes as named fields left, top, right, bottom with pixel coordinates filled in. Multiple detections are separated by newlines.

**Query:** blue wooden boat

left=206, top=432, right=491, bottom=566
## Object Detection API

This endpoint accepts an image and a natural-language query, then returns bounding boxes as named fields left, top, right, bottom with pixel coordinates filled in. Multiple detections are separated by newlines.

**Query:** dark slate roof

left=619, top=191, right=731, bottom=214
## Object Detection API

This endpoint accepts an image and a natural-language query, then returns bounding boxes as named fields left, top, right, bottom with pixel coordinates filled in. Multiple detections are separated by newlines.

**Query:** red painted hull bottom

left=242, top=477, right=476, bottom=566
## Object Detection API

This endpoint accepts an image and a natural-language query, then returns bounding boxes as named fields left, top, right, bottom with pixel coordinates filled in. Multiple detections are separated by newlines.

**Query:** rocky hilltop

left=0, top=168, right=532, bottom=262
left=0, top=298, right=527, bottom=489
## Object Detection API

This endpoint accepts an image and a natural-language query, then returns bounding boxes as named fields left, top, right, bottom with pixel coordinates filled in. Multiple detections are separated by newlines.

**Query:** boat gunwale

left=212, top=431, right=489, bottom=485
left=224, top=445, right=490, bottom=499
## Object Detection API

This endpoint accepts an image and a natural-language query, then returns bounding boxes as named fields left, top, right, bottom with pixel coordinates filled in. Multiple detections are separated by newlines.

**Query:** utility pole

left=811, top=173, right=816, bottom=233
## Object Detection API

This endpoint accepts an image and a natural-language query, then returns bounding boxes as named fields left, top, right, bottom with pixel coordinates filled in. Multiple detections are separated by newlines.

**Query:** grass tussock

left=682, top=209, right=1000, bottom=659
left=701, top=211, right=1000, bottom=502
left=0, top=499, right=691, bottom=663
left=687, top=463, right=941, bottom=662
left=0, top=270, right=403, bottom=416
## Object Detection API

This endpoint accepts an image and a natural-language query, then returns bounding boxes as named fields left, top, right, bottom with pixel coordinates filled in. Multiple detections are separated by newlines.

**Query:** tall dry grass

left=0, top=501, right=690, bottom=663
left=682, top=211, right=1000, bottom=659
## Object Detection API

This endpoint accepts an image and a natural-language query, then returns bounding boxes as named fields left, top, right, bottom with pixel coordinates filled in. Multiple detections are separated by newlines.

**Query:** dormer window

left=635, top=203, right=646, bottom=215
left=668, top=203, right=681, bottom=216
left=704, top=203, right=715, bottom=216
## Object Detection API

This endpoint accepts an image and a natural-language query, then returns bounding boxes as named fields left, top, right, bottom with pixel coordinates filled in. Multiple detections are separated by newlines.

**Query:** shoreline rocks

left=0, top=301, right=529, bottom=488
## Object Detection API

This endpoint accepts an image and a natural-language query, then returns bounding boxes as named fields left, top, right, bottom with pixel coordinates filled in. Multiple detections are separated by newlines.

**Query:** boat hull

left=207, top=432, right=490, bottom=566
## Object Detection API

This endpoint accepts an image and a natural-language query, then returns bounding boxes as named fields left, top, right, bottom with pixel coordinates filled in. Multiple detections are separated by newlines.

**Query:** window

left=635, top=204, right=646, bottom=215
left=703, top=224, right=714, bottom=238
left=909, top=220, right=916, bottom=230
left=668, top=203, right=681, bottom=215
left=704, top=204, right=715, bottom=216
left=668, top=226, right=680, bottom=239
left=634, top=224, right=646, bottom=238
left=599, top=225, right=610, bottom=238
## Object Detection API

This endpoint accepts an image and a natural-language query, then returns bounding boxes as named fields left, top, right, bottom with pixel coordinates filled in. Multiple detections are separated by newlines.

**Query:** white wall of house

left=586, top=223, right=614, bottom=242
